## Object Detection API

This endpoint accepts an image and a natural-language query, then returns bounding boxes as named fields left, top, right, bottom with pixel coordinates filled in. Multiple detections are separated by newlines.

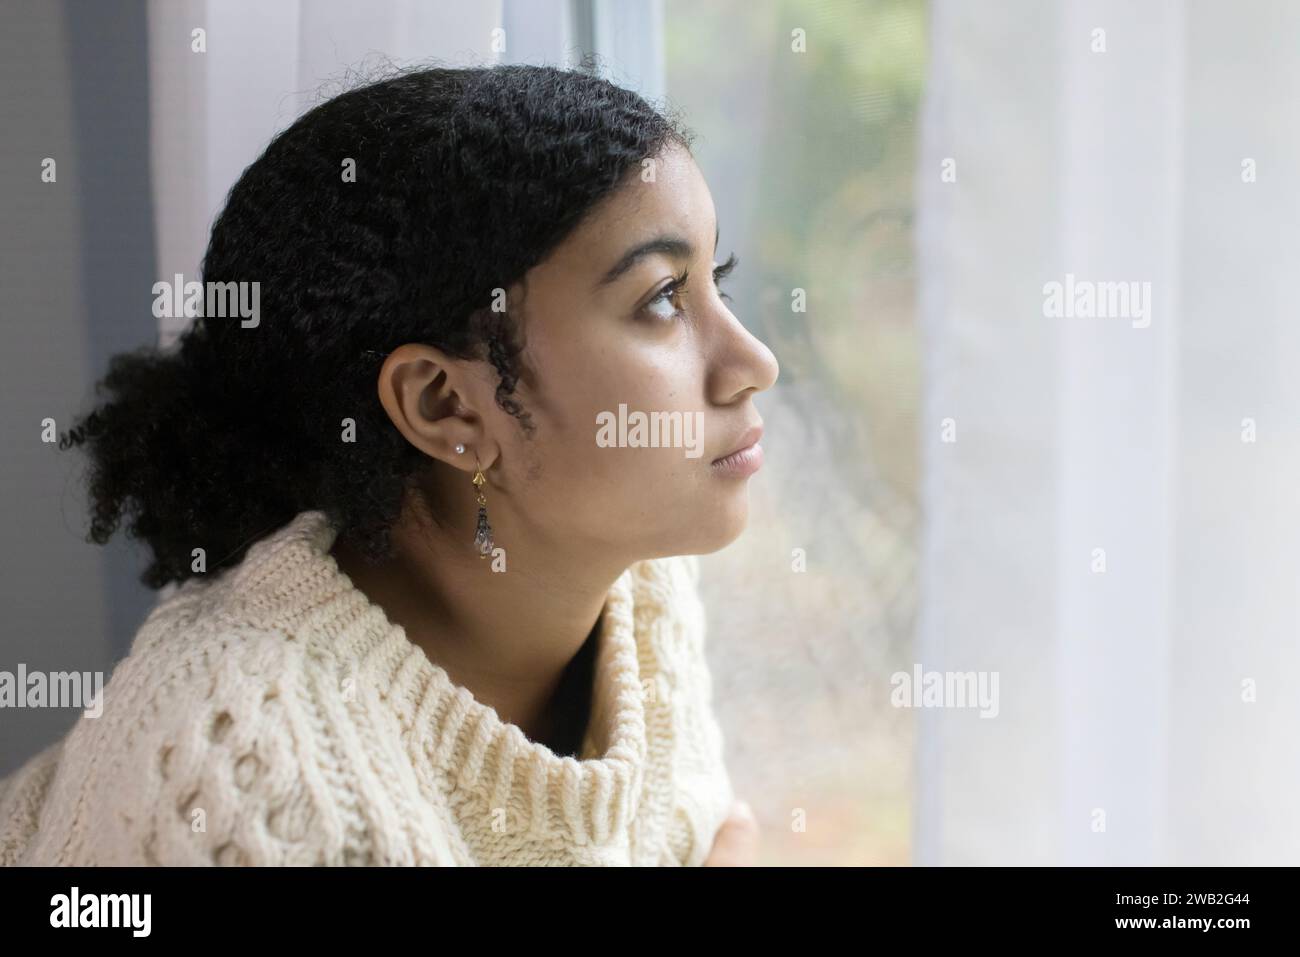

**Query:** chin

left=634, top=478, right=755, bottom=558
left=684, top=491, right=752, bottom=554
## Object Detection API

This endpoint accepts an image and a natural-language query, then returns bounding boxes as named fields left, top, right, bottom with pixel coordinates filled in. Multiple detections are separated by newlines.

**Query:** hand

left=703, top=799, right=760, bottom=866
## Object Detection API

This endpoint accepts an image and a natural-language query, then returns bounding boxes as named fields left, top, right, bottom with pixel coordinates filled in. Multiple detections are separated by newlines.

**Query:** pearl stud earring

left=454, top=444, right=465, bottom=455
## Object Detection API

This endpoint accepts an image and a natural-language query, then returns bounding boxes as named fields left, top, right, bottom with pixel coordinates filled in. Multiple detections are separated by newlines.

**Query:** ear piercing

left=455, top=445, right=493, bottom=557
left=471, top=455, right=494, bottom=558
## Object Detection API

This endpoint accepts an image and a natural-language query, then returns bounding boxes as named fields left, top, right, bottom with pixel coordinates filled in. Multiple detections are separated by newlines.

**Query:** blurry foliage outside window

left=664, top=0, right=925, bottom=864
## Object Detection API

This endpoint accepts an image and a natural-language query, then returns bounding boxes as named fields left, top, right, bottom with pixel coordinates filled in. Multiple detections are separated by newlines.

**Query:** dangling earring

left=471, top=456, right=494, bottom=558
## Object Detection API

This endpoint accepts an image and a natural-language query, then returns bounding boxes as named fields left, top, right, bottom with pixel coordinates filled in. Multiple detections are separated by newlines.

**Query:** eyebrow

left=593, top=222, right=721, bottom=290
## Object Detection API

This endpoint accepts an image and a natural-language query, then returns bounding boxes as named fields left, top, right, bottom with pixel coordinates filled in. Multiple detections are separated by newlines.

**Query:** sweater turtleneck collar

left=226, top=510, right=650, bottom=849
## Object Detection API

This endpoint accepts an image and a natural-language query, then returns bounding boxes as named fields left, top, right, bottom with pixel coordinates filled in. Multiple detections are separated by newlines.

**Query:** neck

left=330, top=493, right=628, bottom=748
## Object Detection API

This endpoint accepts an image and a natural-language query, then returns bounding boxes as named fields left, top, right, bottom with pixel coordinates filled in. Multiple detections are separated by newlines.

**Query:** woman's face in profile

left=483, top=142, right=780, bottom=564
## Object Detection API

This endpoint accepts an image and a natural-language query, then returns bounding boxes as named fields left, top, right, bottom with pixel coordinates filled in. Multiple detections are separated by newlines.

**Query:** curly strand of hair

left=481, top=310, right=536, bottom=438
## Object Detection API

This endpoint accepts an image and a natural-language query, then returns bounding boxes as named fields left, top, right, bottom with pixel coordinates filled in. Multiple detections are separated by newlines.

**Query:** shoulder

left=13, top=582, right=323, bottom=865
left=6, top=512, right=459, bottom=866
left=0, top=739, right=64, bottom=866
left=15, top=516, right=363, bottom=865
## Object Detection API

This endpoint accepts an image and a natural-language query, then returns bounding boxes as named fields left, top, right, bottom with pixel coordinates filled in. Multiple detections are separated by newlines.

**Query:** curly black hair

left=59, top=63, right=694, bottom=589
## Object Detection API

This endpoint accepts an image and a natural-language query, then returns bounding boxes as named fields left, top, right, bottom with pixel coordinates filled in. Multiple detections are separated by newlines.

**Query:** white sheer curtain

left=917, top=0, right=1300, bottom=865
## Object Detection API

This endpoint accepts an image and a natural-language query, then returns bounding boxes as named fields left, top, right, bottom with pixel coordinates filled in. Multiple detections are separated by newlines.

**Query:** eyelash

left=641, top=253, right=739, bottom=321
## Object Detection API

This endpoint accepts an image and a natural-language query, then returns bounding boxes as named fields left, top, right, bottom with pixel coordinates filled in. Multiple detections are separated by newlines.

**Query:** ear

left=375, top=343, right=499, bottom=472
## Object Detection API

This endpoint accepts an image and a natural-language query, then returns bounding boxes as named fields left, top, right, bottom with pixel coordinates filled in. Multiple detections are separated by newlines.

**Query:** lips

left=712, top=423, right=764, bottom=465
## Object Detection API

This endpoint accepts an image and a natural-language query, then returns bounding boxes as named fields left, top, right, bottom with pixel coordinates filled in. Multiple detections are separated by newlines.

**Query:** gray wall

left=0, top=0, right=157, bottom=775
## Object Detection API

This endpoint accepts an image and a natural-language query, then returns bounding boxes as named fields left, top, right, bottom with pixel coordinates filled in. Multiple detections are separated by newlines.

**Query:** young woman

left=0, top=64, right=776, bottom=866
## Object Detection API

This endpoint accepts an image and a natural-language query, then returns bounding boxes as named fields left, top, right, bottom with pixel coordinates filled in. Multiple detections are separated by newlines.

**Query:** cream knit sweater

left=0, top=511, right=736, bottom=866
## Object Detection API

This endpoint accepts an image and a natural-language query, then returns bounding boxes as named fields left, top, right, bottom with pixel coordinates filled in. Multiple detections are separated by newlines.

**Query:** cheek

left=527, top=390, right=708, bottom=531
left=583, top=367, right=707, bottom=488
left=540, top=331, right=703, bottom=444
left=520, top=322, right=711, bottom=521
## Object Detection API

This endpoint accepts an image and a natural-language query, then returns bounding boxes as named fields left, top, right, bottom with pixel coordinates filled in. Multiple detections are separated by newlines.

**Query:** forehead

left=548, top=144, right=716, bottom=271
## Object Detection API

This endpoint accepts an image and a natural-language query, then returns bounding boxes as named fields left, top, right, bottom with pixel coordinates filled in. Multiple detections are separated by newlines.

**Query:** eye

left=640, top=268, right=690, bottom=322
left=712, top=252, right=738, bottom=304
left=636, top=254, right=739, bottom=323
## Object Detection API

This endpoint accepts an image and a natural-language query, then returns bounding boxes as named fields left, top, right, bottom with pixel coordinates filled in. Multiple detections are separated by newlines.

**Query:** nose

left=707, top=307, right=780, bottom=405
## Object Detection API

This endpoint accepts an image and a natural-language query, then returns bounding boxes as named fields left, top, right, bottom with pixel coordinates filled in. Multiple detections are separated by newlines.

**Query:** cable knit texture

left=0, top=511, right=735, bottom=866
